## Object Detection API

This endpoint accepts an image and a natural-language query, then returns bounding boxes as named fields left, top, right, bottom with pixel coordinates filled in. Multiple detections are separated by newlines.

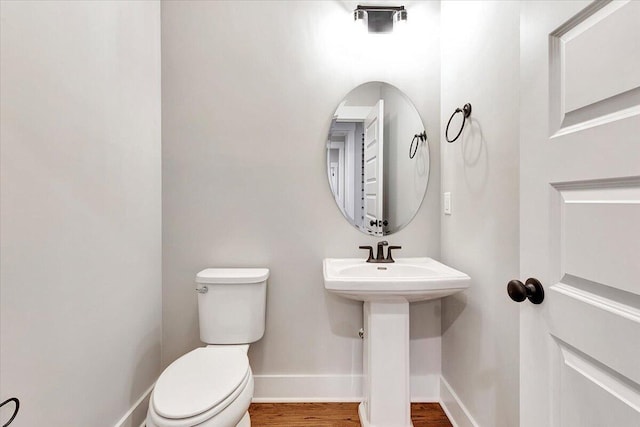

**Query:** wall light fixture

left=354, top=5, right=407, bottom=33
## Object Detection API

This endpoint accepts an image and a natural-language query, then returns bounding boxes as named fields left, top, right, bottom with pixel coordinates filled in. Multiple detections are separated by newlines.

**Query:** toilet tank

left=195, top=268, right=269, bottom=344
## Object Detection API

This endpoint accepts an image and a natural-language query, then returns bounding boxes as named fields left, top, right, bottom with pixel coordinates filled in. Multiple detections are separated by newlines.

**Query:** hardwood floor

left=248, top=402, right=453, bottom=426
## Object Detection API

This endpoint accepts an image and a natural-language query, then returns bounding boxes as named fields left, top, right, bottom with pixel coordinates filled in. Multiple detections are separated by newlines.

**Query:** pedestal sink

left=323, top=257, right=470, bottom=427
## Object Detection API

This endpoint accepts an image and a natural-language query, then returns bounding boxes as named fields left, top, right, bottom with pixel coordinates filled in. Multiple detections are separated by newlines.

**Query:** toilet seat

left=148, top=347, right=252, bottom=427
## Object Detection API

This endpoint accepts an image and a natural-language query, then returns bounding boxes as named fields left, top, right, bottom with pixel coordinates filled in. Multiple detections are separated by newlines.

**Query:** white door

left=364, top=100, right=384, bottom=235
left=520, top=1, right=640, bottom=426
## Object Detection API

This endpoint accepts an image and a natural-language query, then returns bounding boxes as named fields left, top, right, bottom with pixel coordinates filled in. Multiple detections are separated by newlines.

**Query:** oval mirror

left=326, top=82, right=429, bottom=235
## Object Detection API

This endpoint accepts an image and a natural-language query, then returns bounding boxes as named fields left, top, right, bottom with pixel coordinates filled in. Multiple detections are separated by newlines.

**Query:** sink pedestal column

left=359, top=300, right=412, bottom=427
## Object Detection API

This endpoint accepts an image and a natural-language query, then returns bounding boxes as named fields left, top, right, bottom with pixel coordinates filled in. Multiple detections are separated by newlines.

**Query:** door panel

left=364, top=100, right=384, bottom=235
left=549, top=280, right=640, bottom=385
left=549, top=0, right=640, bottom=134
left=521, top=1, right=640, bottom=426
left=558, top=183, right=640, bottom=294
left=561, top=1, right=640, bottom=112
left=559, top=343, right=640, bottom=426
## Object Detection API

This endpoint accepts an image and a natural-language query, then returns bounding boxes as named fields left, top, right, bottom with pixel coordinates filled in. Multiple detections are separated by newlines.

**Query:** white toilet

left=146, top=268, right=269, bottom=427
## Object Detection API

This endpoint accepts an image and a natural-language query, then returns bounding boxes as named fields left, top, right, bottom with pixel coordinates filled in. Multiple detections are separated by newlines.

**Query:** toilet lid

left=152, top=347, right=249, bottom=419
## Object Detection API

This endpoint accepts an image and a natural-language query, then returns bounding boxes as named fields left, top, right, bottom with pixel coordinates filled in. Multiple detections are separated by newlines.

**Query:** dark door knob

left=507, top=278, right=544, bottom=304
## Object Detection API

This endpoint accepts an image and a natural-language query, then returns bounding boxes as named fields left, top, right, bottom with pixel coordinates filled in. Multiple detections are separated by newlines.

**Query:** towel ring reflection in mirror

left=409, top=131, right=427, bottom=159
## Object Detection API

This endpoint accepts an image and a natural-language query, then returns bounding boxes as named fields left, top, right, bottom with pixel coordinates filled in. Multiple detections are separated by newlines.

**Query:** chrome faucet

left=359, top=241, right=402, bottom=263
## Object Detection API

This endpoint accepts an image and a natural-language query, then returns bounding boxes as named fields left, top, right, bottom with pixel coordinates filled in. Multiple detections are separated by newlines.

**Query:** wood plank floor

left=249, top=402, right=453, bottom=426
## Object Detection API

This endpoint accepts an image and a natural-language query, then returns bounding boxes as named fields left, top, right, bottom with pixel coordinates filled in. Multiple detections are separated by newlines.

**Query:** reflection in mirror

left=327, top=82, right=429, bottom=236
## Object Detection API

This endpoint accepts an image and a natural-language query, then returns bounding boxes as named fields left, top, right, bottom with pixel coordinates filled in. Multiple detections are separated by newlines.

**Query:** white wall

left=161, top=0, right=442, bottom=400
left=0, top=2, right=161, bottom=426
left=440, top=1, right=520, bottom=426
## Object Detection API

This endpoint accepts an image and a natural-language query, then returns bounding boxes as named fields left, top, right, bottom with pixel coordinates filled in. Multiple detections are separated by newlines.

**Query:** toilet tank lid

left=196, top=268, right=269, bottom=284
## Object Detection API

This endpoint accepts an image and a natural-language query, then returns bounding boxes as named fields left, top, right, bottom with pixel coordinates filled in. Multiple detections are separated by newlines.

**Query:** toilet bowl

left=147, top=346, right=253, bottom=427
left=146, top=268, right=269, bottom=427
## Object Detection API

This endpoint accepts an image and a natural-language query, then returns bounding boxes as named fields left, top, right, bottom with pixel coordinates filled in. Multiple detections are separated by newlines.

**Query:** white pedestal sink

left=323, top=257, right=470, bottom=427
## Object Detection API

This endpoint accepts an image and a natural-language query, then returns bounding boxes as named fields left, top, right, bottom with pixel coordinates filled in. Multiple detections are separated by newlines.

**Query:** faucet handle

left=359, top=246, right=374, bottom=262
left=386, top=246, right=402, bottom=262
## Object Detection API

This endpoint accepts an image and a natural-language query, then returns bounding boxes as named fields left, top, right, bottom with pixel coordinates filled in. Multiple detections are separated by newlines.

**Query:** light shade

left=354, top=5, right=407, bottom=33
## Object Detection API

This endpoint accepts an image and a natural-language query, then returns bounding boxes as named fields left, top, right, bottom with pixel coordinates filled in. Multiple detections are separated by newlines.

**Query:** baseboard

left=252, top=374, right=440, bottom=403
left=439, top=377, right=479, bottom=427
left=115, top=375, right=442, bottom=424
left=113, top=383, right=155, bottom=427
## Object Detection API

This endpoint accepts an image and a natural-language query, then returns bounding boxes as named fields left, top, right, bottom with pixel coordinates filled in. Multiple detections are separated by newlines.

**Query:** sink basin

left=323, top=257, right=470, bottom=302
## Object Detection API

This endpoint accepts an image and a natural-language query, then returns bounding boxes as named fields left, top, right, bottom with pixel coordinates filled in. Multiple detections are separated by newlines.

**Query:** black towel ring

left=445, top=103, right=472, bottom=143
left=0, top=397, right=19, bottom=427
left=409, top=131, right=427, bottom=159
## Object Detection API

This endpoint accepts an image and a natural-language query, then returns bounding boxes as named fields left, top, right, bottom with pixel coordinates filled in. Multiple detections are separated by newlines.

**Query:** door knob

left=507, top=278, right=544, bottom=304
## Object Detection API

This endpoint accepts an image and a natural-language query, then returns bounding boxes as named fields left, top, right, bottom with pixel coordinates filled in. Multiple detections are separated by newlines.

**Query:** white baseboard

left=115, top=376, right=459, bottom=426
left=439, top=377, right=479, bottom=427
left=252, top=374, right=439, bottom=403
left=113, top=383, right=155, bottom=427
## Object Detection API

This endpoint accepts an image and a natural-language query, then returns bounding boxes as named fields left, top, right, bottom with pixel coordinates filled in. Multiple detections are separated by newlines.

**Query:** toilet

left=146, top=268, right=269, bottom=427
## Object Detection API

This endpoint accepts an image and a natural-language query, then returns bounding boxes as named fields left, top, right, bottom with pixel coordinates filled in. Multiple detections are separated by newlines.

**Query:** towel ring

left=0, top=397, right=19, bottom=427
left=445, top=103, right=472, bottom=143
left=409, top=131, right=427, bottom=159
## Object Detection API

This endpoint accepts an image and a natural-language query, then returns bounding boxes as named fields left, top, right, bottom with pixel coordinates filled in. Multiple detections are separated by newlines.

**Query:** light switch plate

left=444, top=192, right=451, bottom=215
